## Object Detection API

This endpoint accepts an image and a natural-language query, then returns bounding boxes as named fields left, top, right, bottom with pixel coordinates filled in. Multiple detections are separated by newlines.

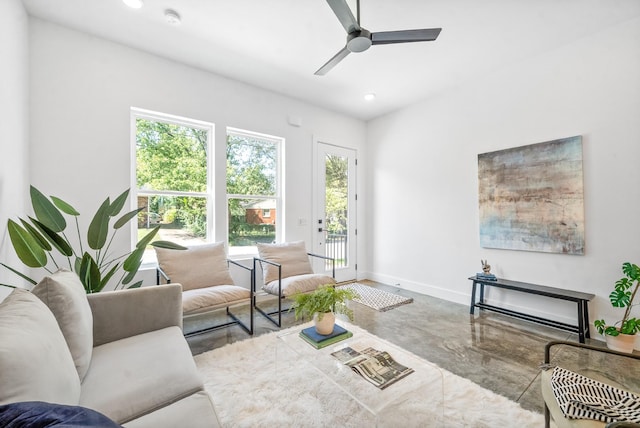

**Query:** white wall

left=28, top=19, right=367, bottom=287
left=0, top=0, right=29, bottom=298
left=365, top=16, right=640, bottom=335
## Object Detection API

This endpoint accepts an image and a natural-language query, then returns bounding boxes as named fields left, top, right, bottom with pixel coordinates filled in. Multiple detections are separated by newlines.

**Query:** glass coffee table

left=276, top=321, right=444, bottom=427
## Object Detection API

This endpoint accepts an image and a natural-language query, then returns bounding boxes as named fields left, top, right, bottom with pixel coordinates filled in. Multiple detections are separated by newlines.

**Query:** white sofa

left=0, top=270, right=219, bottom=427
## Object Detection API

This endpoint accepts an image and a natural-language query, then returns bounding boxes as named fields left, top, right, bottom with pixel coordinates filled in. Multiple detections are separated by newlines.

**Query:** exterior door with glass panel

left=314, top=142, right=357, bottom=282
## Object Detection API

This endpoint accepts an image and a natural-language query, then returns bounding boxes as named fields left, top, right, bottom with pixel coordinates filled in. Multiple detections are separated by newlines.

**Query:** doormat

left=337, top=283, right=413, bottom=312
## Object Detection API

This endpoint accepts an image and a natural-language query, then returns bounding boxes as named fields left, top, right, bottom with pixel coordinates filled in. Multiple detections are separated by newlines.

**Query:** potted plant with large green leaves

left=292, top=285, right=359, bottom=335
left=1, top=185, right=184, bottom=292
left=594, top=262, right=640, bottom=353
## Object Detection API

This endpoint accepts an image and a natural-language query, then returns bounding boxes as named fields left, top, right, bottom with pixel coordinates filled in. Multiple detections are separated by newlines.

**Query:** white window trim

left=130, top=107, right=215, bottom=259
left=226, top=127, right=284, bottom=256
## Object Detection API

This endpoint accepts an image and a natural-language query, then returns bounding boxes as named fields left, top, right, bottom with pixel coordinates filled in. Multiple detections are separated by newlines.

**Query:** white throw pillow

left=0, top=288, right=81, bottom=405
left=155, top=242, right=234, bottom=291
left=256, top=241, right=313, bottom=284
left=263, top=273, right=336, bottom=297
left=32, top=269, right=94, bottom=381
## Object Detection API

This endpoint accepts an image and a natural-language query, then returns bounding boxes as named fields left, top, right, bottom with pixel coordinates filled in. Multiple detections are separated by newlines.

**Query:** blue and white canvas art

left=478, top=136, right=584, bottom=255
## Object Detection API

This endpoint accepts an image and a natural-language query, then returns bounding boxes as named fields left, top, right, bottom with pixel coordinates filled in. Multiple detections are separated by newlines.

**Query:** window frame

left=226, top=127, right=283, bottom=255
left=130, top=107, right=215, bottom=255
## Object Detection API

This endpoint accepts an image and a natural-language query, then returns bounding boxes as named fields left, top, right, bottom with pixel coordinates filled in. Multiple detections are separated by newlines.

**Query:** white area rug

left=338, top=283, right=413, bottom=312
left=194, top=323, right=544, bottom=427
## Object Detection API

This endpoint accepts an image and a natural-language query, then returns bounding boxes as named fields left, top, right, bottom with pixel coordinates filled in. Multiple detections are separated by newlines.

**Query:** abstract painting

left=478, top=136, right=584, bottom=255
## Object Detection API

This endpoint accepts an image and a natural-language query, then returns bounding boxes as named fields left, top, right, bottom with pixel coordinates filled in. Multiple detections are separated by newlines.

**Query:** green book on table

left=299, top=324, right=353, bottom=349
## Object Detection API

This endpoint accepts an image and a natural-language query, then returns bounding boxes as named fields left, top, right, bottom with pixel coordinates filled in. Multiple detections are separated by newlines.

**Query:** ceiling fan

left=315, top=0, right=442, bottom=76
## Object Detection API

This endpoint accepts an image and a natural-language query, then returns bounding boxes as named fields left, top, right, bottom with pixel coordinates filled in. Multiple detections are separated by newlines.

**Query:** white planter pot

left=313, top=312, right=335, bottom=335
left=605, top=332, right=637, bottom=353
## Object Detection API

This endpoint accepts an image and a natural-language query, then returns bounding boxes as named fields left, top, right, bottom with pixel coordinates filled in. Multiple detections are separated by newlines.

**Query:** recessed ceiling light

left=164, top=9, right=181, bottom=25
left=364, top=93, right=376, bottom=102
left=122, top=0, right=143, bottom=9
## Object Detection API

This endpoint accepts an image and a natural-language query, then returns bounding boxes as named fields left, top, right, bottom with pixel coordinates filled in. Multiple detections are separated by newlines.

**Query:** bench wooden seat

left=468, top=277, right=595, bottom=343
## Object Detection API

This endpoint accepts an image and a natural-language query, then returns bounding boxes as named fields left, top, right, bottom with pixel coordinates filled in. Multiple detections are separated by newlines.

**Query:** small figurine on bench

left=477, top=260, right=497, bottom=281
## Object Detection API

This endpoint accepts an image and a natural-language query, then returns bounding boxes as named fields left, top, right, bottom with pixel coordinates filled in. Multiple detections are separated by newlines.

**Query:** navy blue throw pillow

left=0, top=401, right=122, bottom=427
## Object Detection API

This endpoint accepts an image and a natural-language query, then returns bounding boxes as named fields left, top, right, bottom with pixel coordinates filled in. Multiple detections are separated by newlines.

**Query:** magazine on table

left=331, top=346, right=414, bottom=389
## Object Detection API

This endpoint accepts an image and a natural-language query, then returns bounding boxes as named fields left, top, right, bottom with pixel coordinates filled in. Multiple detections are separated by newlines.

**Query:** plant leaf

left=87, top=197, right=111, bottom=250
left=126, top=280, right=143, bottom=289
left=51, top=196, right=80, bottom=216
left=622, top=262, right=640, bottom=281
left=29, top=217, right=74, bottom=257
left=30, top=186, right=66, bottom=232
left=136, top=227, right=160, bottom=249
left=150, top=240, right=187, bottom=250
left=605, top=326, right=620, bottom=336
left=609, top=289, right=631, bottom=308
left=20, top=219, right=52, bottom=251
left=123, top=247, right=145, bottom=272
left=108, top=189, right=130, bottom=217
left=0, top=263, right=37, bottom=285
left=114, top=207, right=144, bottom=229
left=7, top=219, right=48, bottom=268
left=615, top=278, right=631, bottom=292
left=122, top=266, right=141, bottom=285
left=98, top=263, right=120, bottom=290
left=78, top=253, right=101, bottom=293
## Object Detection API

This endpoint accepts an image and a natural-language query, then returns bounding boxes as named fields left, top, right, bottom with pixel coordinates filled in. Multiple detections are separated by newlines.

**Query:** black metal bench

left=468, top=276, right=595, bottom=343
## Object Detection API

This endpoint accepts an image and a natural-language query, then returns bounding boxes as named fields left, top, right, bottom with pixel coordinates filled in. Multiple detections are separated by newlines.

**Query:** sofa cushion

left=0, top=288, right=81, bottom=405
left=0, top=401, right=120, bottom=427
left=32, top=269, right=93, bottom=380
left=183, top=285, right=251, bottom=315
left=257, top=241, right=313, bottom=284
left=80, top=326, right=203, bottom=424
left=155, top=242, right=234, bottom=291
left=123, top=391, right=220, bottom=428
left=263, top=273, right=336, bottom=297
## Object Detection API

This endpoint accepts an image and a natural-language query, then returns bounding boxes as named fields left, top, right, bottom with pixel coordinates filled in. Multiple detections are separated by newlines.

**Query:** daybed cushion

left=263, top=273, right=337, bottom=297
left=257, top=241, right=313, bottom=284
left=183, top=285, right=251, bottom=315
left=80, top=326, right=203, bottom=424
left=0, top=288, right=81, bottom=405
left=123, top=391, right=220, bottom=428
left=155, top=242, right=234, bottom=291
left=0, top=401, right=120, bottom=428
left=32, top=269, right=93, bottom=380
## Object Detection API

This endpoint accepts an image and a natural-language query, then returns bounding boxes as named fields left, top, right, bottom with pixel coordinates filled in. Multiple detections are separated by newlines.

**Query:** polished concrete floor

left=186, top=281, right=640, bottom=415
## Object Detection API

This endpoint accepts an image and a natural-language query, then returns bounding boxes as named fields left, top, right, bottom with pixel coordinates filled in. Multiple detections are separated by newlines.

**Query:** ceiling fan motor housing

left=347, top=29, right=372, bottom=52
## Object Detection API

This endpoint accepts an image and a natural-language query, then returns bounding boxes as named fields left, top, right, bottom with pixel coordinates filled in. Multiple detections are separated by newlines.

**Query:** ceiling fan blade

left=314, top=46, right=351, bottom=76
left=326, top=0, right=360, bottom=34
left=371, top=28, right=442, bottom=45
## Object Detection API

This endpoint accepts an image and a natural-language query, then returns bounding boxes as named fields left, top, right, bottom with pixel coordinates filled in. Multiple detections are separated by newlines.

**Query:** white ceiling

left=21, top=0, right=640, bottom=121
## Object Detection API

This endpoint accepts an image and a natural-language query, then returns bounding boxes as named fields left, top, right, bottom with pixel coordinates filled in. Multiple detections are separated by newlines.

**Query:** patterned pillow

left=155, top=242, right=234, bottom=291
left=256, top=241, right=313, bottom=284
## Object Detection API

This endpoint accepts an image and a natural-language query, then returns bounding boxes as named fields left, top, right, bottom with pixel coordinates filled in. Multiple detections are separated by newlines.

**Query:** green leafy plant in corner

left=594, top=262, right=640, bottom=337
left=292, top=285, right=359, bottom=322
left=1, top=186, right=185, bottom=293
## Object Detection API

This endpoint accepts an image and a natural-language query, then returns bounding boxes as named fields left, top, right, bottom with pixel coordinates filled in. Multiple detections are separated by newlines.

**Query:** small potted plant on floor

left=594, top=262, right=640, bottom=353
left=292, top=285, right=359, bottom=335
